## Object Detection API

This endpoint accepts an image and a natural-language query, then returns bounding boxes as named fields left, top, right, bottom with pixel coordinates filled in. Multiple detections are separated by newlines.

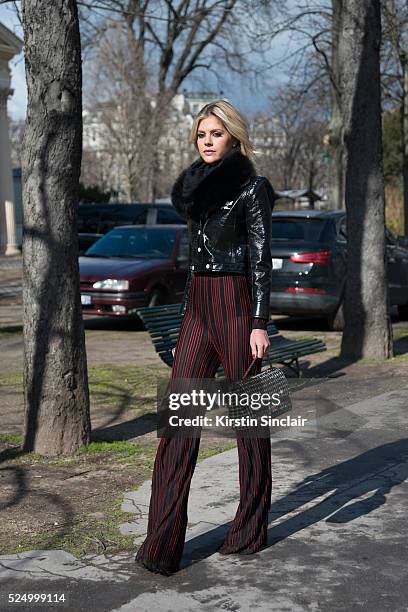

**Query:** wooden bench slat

left=135, top=304, right=326, bottom=377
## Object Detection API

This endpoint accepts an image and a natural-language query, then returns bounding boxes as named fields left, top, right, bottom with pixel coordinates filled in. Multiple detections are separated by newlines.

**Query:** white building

left=0, top=22, right=23, bottom=255
left=82, top=91, right=220, bottom=201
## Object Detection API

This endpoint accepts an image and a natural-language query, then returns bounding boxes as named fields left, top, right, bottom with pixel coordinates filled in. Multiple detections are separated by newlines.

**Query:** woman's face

left=196, top=115, right=236, bottom=164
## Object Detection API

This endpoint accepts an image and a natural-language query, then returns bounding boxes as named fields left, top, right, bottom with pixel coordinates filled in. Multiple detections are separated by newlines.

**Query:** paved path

left=0, top=255, right=22, bottom=270
left=1, top=382, right=408, bottom=611
left=0, top=279, right=22, bottom=299
left=0, top=256, right=22, bottom=300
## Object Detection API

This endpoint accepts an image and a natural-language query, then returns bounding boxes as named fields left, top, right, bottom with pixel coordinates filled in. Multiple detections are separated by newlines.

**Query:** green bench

left=133, top=303, right=326, bottom=377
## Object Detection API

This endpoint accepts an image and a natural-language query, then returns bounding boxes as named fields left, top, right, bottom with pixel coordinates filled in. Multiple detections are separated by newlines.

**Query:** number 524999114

left=8, top=593, right=66, bottom=603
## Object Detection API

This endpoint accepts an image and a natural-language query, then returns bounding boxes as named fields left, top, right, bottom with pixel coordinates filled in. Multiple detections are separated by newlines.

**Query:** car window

left=78, top=205, right=148, bottom=233
left=272, top=218, right=330, bottom=242
left=78, top=207, right=102, bottom=233
left=146, top=208, right=158, bottom=224
left=100, top=206, right=147, bottom=231
left=116, top=205, right=147, bottom=225
left=337, top=217, right=347, bottom=241
left=84, top=227, right=178, bottom=259
left=157, top=208, right=184, bottom=224
left=178, top=231, right=190, bottom=259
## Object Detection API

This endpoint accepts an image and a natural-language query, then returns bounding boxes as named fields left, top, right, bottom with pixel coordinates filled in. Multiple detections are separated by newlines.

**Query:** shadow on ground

left=181, top=437, right=408, bottom=569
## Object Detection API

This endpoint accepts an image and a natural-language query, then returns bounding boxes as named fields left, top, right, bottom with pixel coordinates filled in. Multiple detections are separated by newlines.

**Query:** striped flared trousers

left=135, top=273, right=272, bottom=572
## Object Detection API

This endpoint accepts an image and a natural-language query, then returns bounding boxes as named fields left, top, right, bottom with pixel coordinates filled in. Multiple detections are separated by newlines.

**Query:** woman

left=135, top=99, right=276, bottom=576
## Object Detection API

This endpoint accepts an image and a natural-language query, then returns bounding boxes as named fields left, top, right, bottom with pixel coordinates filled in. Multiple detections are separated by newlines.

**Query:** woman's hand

left=250, top=329, right=270, bottom=359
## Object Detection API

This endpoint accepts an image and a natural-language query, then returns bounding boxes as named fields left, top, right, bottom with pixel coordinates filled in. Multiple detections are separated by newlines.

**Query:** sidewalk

left=0, top=254, right=22, bottom=269
left=0, top=255, right=22, bottom=326
left=1, top=382, right=407, bottom=611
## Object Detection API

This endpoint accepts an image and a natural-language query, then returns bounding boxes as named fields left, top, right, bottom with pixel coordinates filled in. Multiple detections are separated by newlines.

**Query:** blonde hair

left=190, top=99, right=256, bottom=163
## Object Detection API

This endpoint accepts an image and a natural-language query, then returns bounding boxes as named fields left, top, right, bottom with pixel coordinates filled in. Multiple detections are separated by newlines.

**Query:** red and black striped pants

left=135, top=273, right=272, bottom=571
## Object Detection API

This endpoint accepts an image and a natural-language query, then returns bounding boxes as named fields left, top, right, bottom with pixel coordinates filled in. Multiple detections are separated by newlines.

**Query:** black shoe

left=135, top=556, right=179, bottom=576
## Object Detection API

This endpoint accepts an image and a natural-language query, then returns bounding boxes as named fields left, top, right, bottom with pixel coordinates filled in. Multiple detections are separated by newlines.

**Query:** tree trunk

left=130, top=91, right=173, bottom=201
left=339, top=0, right=393, bottom=359
left=21, top=0, right=91, bottom=455
left=401, top=52, right=408, bottom=237
left=326, top=0, right=345, bottom=211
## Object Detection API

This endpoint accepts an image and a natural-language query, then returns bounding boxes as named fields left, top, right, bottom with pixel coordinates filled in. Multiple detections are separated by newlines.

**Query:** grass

left=197, top=443, right=236, bottom=461
left=76, top=438, right=159, bottom=471
left=0, top=342, right=405, bottom=558
left=358, top=344, right=408, bottom=363
left=1, top=436, right=235, bottom=470
left=0, top=370, right=23, bottom=387
left=4, top=496, right=137, bottom=559
left=0, top=433, right=22, bottom=444
left=0, top=436, right=157, bottom=557
left=392, top=326, right=408, bottom=339
left=86, top=364, right=171, bottom=424
left=0, top=363, right=167, bottom=412
left=78, top=438, right=139, bottom=455
left=390, top=353, right=408, bottom=363
left=87, top=363, right=162, bottom=396
left=0, top=434, right=236, bottom=558
left=0, top=438, right=157, bottom=467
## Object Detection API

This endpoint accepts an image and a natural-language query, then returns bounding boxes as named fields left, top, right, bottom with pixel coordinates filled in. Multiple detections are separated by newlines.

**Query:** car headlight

left=92, top=279, right=129, bottom=290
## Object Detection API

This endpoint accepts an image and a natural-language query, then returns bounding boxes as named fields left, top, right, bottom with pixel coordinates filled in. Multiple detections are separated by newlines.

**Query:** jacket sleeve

left=179, top=226, right=193, bottom=316
left=244, top=177, right=275, bottom=319
left=251, top=317, right=269, bottom=330
left=180, top=267, right=192, bottom=316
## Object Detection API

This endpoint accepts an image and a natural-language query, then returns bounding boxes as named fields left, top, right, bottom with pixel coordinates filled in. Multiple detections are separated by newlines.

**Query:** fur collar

left=171, top=149, right=256, bottom=222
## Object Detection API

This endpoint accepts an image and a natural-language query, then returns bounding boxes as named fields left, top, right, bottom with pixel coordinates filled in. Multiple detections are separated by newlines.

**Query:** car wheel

left=148, top=288, right=167, bottom=308
left=327, top=300, right=344, bottom=331
left=397, top=304, right=408, bottom=320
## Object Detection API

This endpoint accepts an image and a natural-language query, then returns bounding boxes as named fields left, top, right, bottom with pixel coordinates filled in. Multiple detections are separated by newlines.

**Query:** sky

left=0, top=2, right=300, bottom=122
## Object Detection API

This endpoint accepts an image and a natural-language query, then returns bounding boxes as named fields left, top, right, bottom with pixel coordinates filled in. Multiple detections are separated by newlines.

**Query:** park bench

left=132, top=303, right=326, bottom=377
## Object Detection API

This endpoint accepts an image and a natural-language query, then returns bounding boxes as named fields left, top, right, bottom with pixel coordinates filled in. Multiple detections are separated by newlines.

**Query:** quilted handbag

left=225, top=354, right=293, bottom=429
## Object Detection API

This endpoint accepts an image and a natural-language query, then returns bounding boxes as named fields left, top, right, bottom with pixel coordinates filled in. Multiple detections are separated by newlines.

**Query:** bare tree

left=259, top=0, right=344, bottom=209
left=254, top=84, right=328, bottom=197
left=382, top=0, right=408, bottom=236
left=79, top=0, right=241, bottom=201
left=339, top=0, right=393, bottom=359
left=9, top=118, right=25, bottom=168
left=325, top=0, right=345, bottom=210
left=262, top=0, right=345, bottom=209
left=21, top=0, right=91, bottom=456
left=80, top=146, right=114, bottom=195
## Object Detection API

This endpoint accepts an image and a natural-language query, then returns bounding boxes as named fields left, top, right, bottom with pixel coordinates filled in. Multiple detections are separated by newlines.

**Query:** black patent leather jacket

left=175, top=175, right=275, bottom=319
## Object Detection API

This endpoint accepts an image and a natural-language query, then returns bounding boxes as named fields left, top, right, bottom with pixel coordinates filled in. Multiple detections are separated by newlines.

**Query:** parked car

left=77, top=202, right=185, bottom=254
left=78, top=232, right=104, bottom=254
left=79, top=225, right=189, bottom=317
left=270, top=210, right=408, bottom=330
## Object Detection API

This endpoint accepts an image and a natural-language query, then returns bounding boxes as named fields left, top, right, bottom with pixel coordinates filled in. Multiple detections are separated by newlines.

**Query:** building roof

left=0, top=22, right=23, bottom=56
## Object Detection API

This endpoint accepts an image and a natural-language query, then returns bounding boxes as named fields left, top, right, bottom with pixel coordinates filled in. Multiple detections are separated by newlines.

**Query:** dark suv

left=270, top=210, right=408, bottom=330
left=77, top=202, right=185, bottom=254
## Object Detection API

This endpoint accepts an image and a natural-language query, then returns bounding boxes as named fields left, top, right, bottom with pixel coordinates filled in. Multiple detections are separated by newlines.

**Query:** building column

left=0, top=87, right=19, bottom=255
